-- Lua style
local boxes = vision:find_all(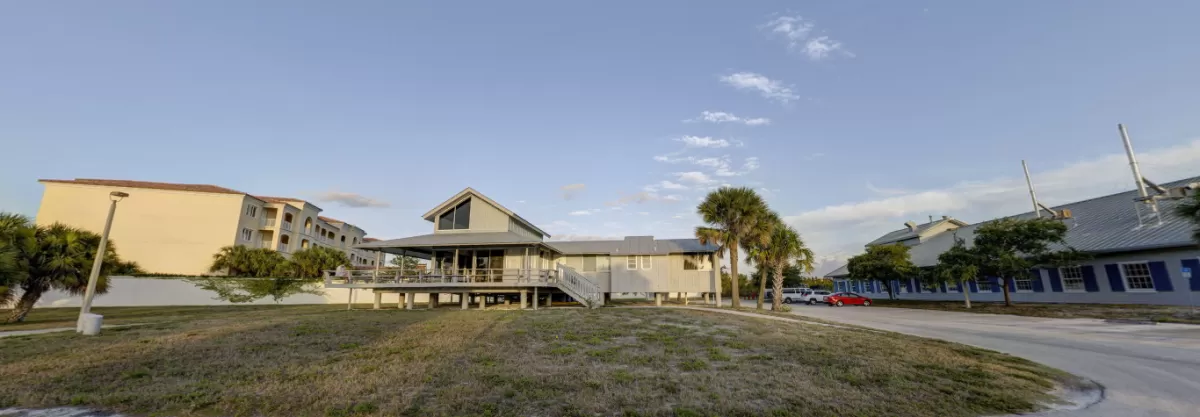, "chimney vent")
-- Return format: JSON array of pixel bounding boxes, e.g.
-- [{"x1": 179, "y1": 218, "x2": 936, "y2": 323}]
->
[
  {"x1": 904, "y1": 221, "x2": 918, "y2": 231},
  {"x1": 942, "y1": 215, "x2": 950, "y2": 220}
]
